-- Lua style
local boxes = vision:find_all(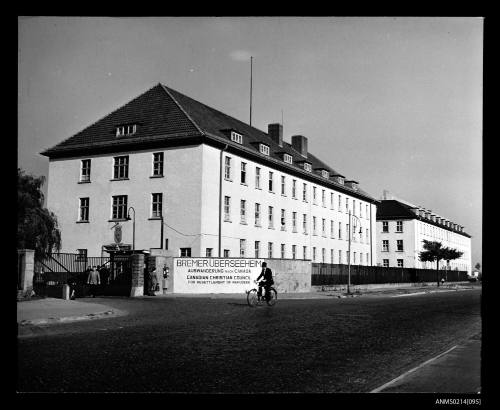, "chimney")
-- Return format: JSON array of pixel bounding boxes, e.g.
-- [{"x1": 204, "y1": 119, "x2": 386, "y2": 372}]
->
[
  {"x1": 291, "y1": 135, "x2": 308, "y2": 157},
  {"x1": 268, "y1": 123, "x2": 283, "y2": 147}
]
